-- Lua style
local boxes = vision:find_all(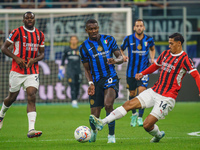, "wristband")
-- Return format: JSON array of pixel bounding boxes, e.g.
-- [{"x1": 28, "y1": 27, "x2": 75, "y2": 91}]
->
[{"x1": 88, "y1": 81, "x2": 94, "y2": 86}]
